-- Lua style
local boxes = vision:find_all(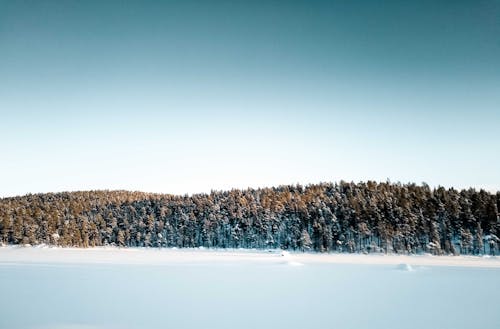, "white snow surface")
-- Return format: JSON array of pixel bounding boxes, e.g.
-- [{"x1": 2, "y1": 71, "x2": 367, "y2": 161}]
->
[
  {"x1": 1, "y1": 246, "x2": 499, "y2": 329},
  {"x1": 1, "y1": 246, "x2": 499, "y2": 267}
]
